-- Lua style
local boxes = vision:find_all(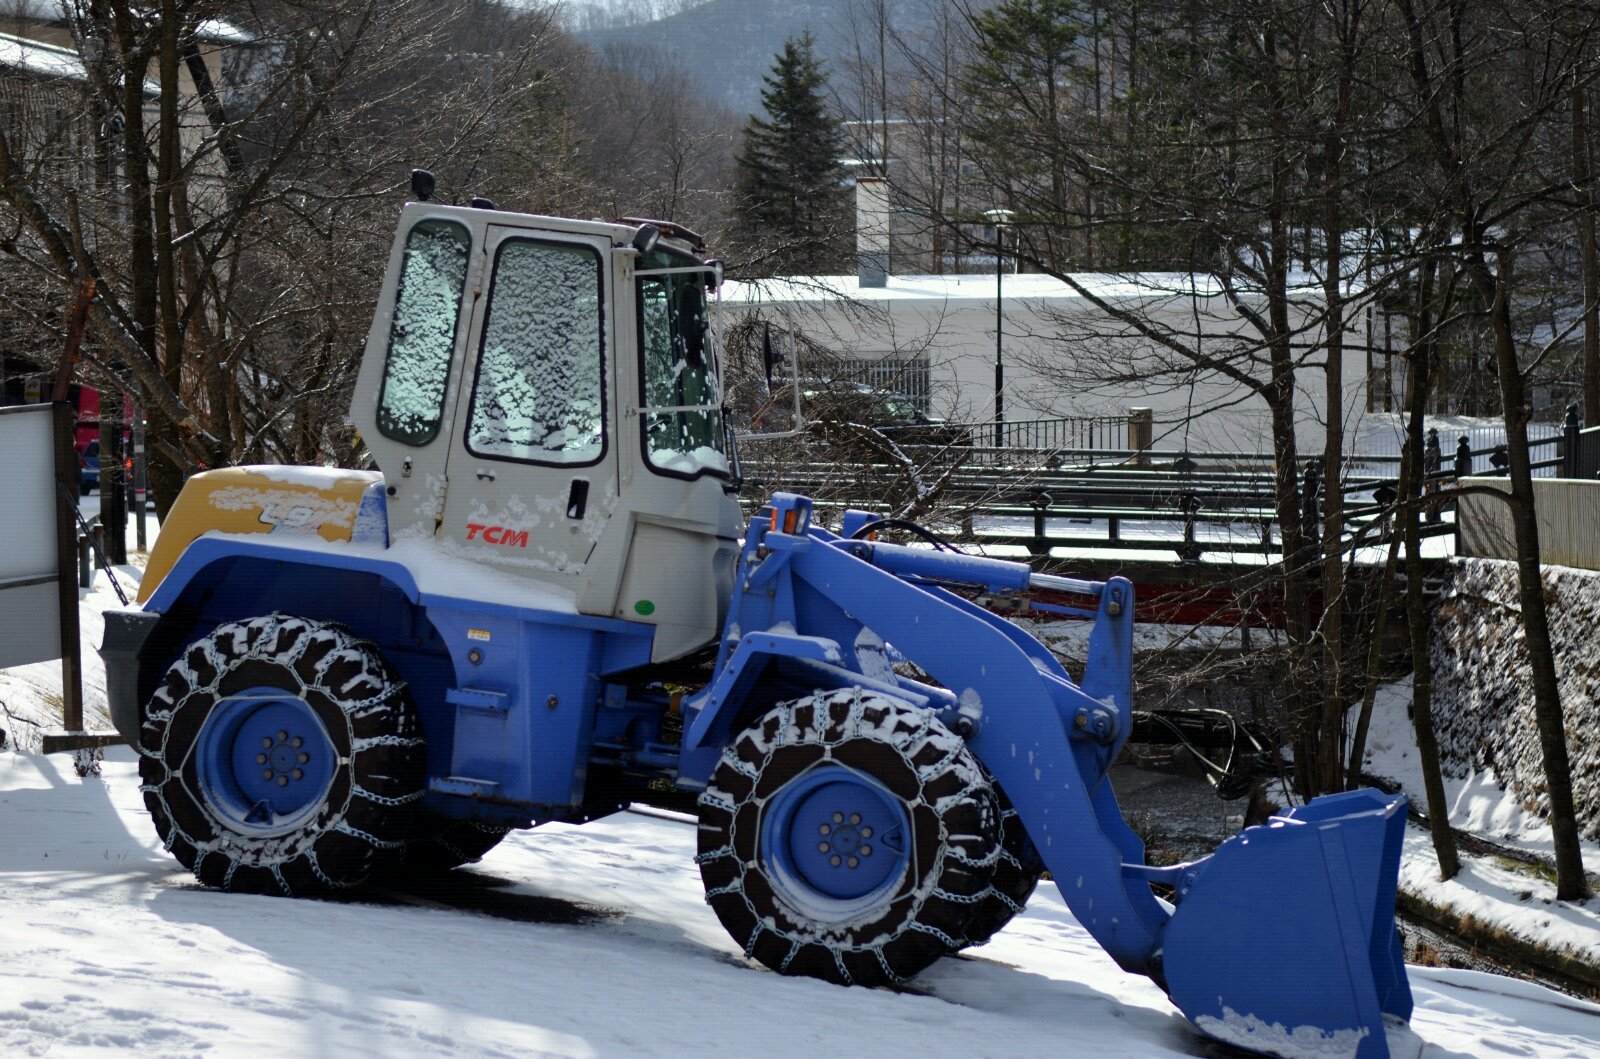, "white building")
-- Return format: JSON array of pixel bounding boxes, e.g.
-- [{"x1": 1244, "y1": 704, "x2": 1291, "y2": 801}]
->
[{"x1": 719, "y1": 265, "x2": 1374, "y2": 458}]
